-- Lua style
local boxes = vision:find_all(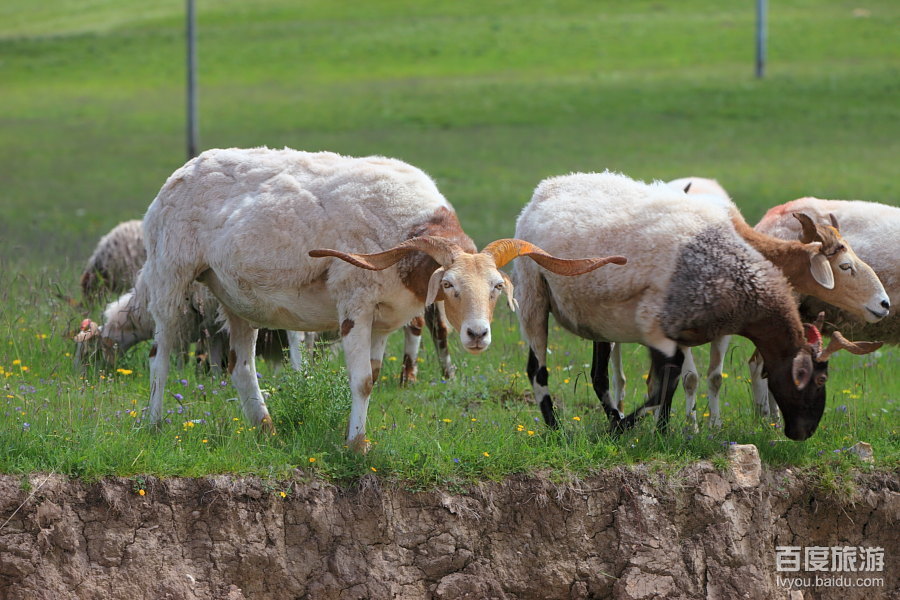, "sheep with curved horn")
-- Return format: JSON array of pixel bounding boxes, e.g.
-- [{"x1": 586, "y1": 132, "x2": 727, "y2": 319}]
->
[{"x1": 142, "y1": 147, "x2": 624, "y2": 451}]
